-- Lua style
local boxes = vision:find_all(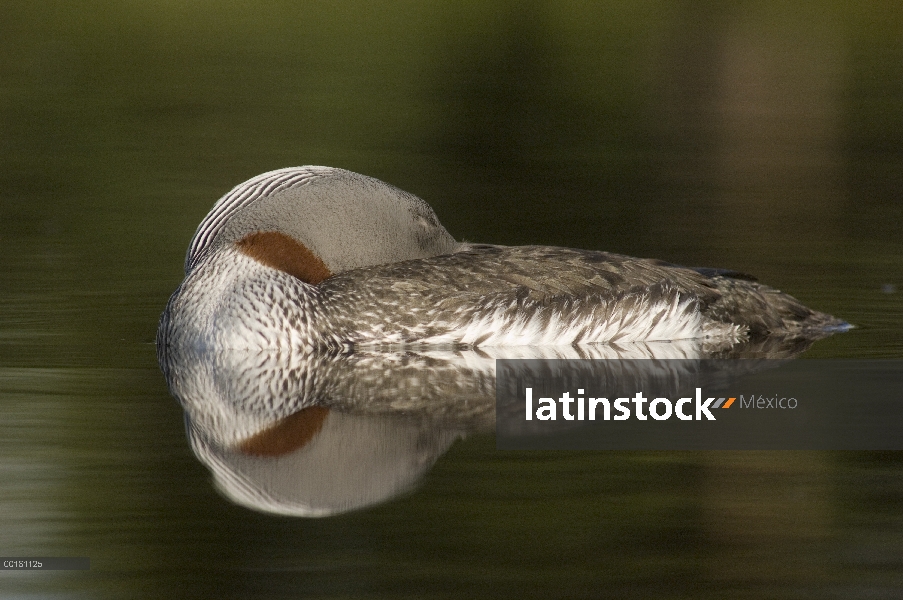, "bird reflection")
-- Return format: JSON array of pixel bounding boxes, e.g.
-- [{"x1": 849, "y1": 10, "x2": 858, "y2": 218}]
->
[{"x1": 159, "y1": 336, "x2": 825, "y2": 517}]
